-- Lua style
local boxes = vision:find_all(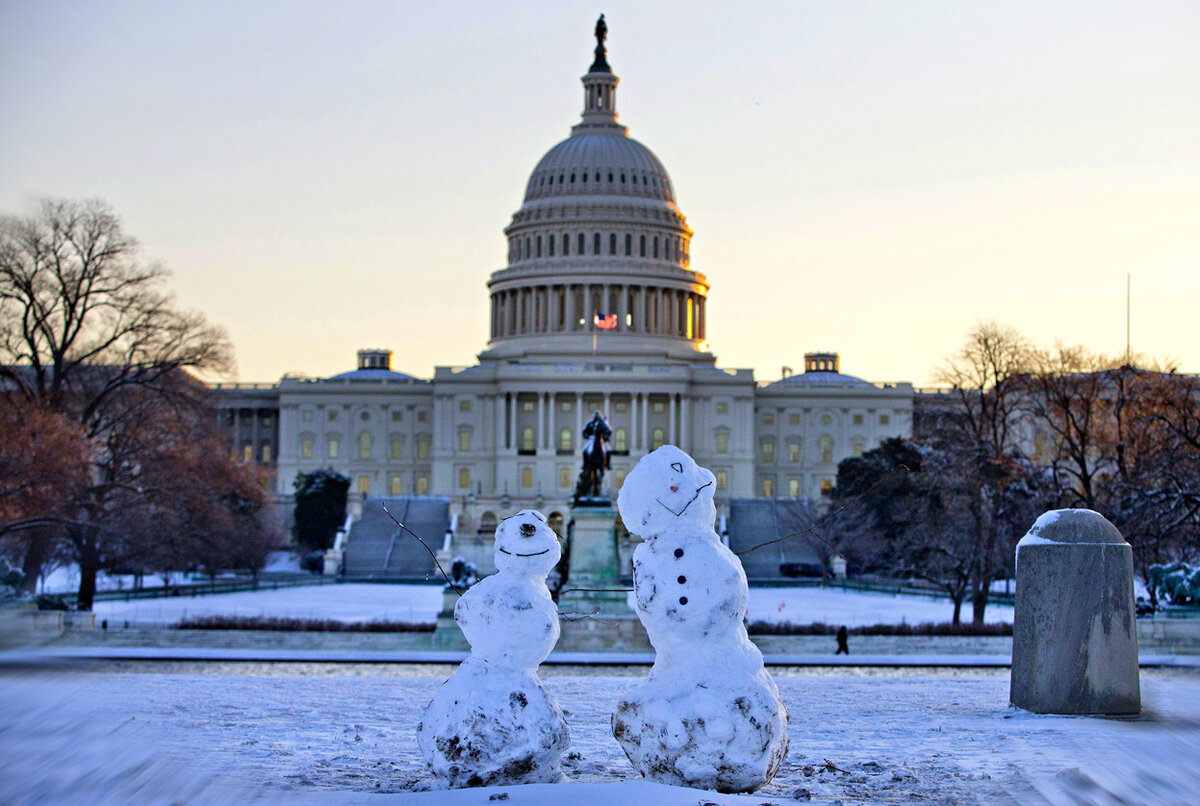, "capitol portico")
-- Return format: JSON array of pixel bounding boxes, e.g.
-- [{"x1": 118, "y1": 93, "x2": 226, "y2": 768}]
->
[{"x1": 215, "y1": 20, "x2": 914, "y2": 574}]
